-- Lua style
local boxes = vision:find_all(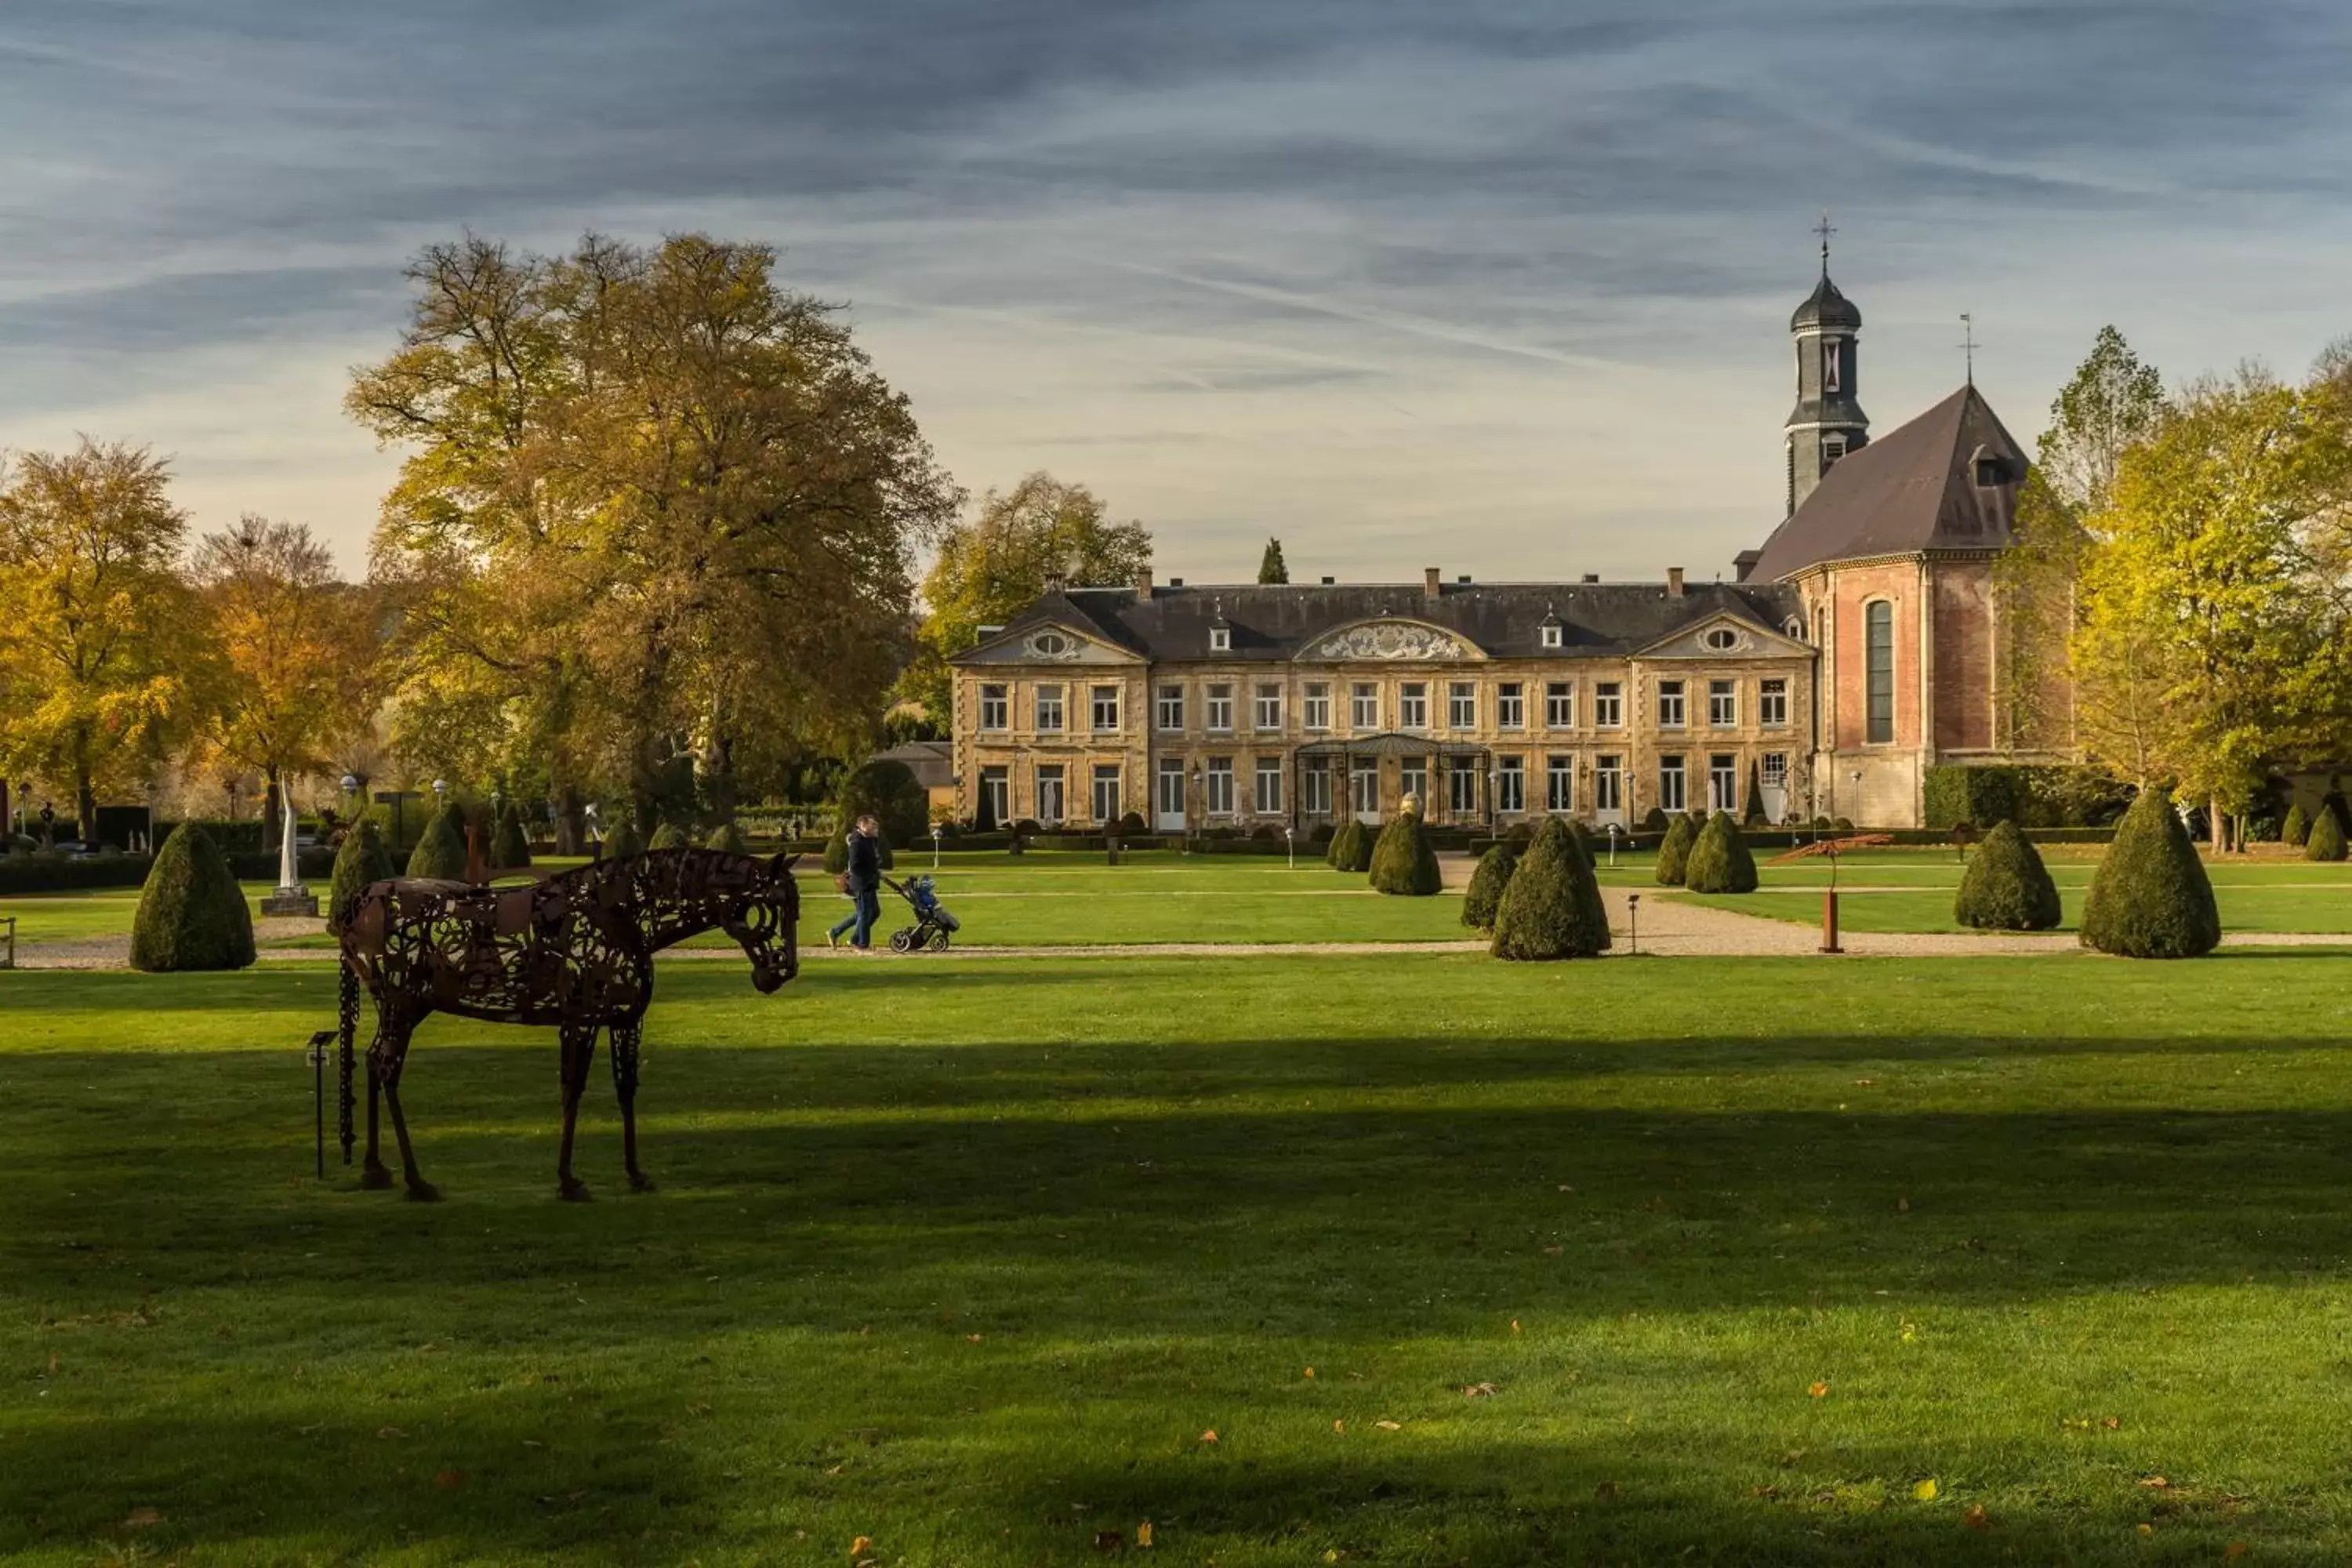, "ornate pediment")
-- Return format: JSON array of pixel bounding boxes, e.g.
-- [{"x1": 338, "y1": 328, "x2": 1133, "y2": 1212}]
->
[
  {"x1": 954, "y1": 622, "x2": 1141, "y2": 667},
  {"x1": 1636, "y1": 614, "x2": 1810, "y2": 660},
  {"x1": 1298, "y1": 619, "x2": 1482, "y2": 662}
]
